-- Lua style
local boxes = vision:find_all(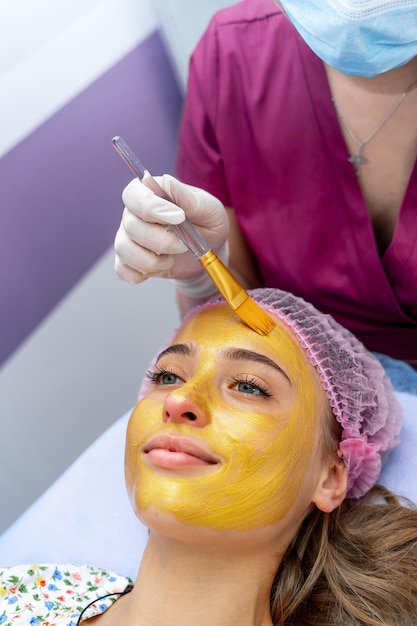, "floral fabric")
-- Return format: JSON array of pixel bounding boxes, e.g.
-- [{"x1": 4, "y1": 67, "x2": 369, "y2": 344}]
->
[{"x1": 0, "y1": 563, "x2": 132, "y2": 625}]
